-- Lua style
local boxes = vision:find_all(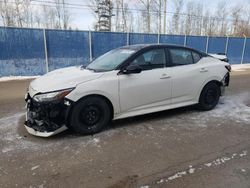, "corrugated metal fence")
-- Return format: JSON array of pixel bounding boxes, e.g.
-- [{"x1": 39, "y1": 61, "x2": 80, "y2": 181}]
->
[{"x1": 0, "y1": 27, "x2": 249, "y2": 76}]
